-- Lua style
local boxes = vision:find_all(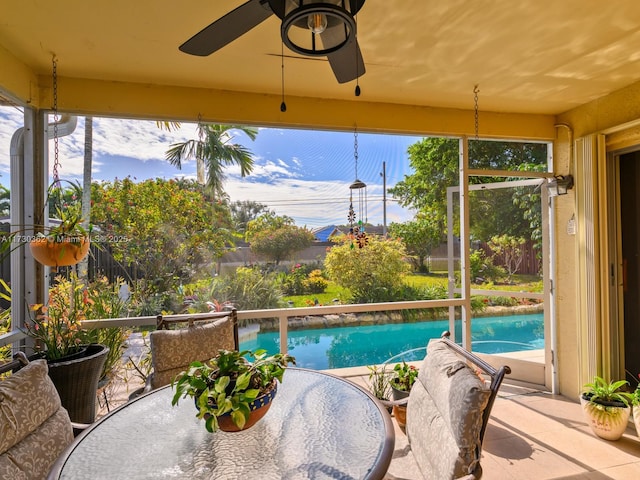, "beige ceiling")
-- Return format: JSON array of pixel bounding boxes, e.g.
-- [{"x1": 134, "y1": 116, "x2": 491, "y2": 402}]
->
[{"x1": 2, "y1": 0, "x2": 640, "y2": 130}]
